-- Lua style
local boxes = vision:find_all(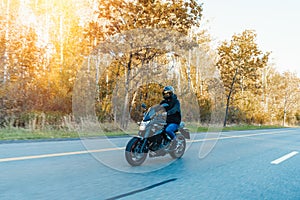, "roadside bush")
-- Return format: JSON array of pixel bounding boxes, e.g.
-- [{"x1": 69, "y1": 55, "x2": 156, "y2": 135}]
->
[
  {"x1": 227, "y1": 107, "x2": 246, "y2": 124},
  {"x1": 11, "y1": 111, "x2": 67, "y2": 130}
]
